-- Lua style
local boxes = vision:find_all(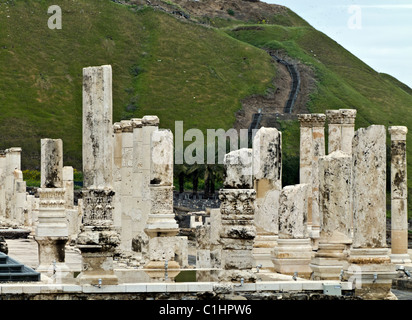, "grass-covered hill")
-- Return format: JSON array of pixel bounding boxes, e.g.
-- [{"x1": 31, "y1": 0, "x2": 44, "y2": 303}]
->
[{"x1": 1, "y1": 0, "x2": 412, "y2": 215}]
